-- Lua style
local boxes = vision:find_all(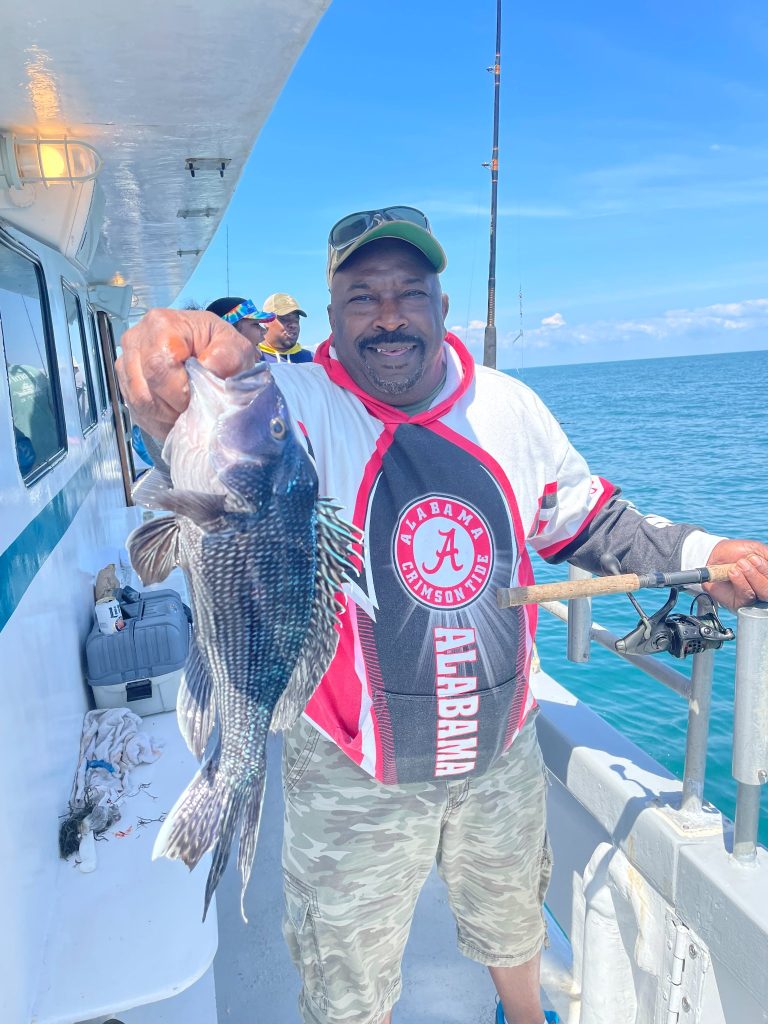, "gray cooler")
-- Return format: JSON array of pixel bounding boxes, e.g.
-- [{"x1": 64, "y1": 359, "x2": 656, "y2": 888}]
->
[{"x1": 85, "y1": 588, "x2": 191, "y2": 715}]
